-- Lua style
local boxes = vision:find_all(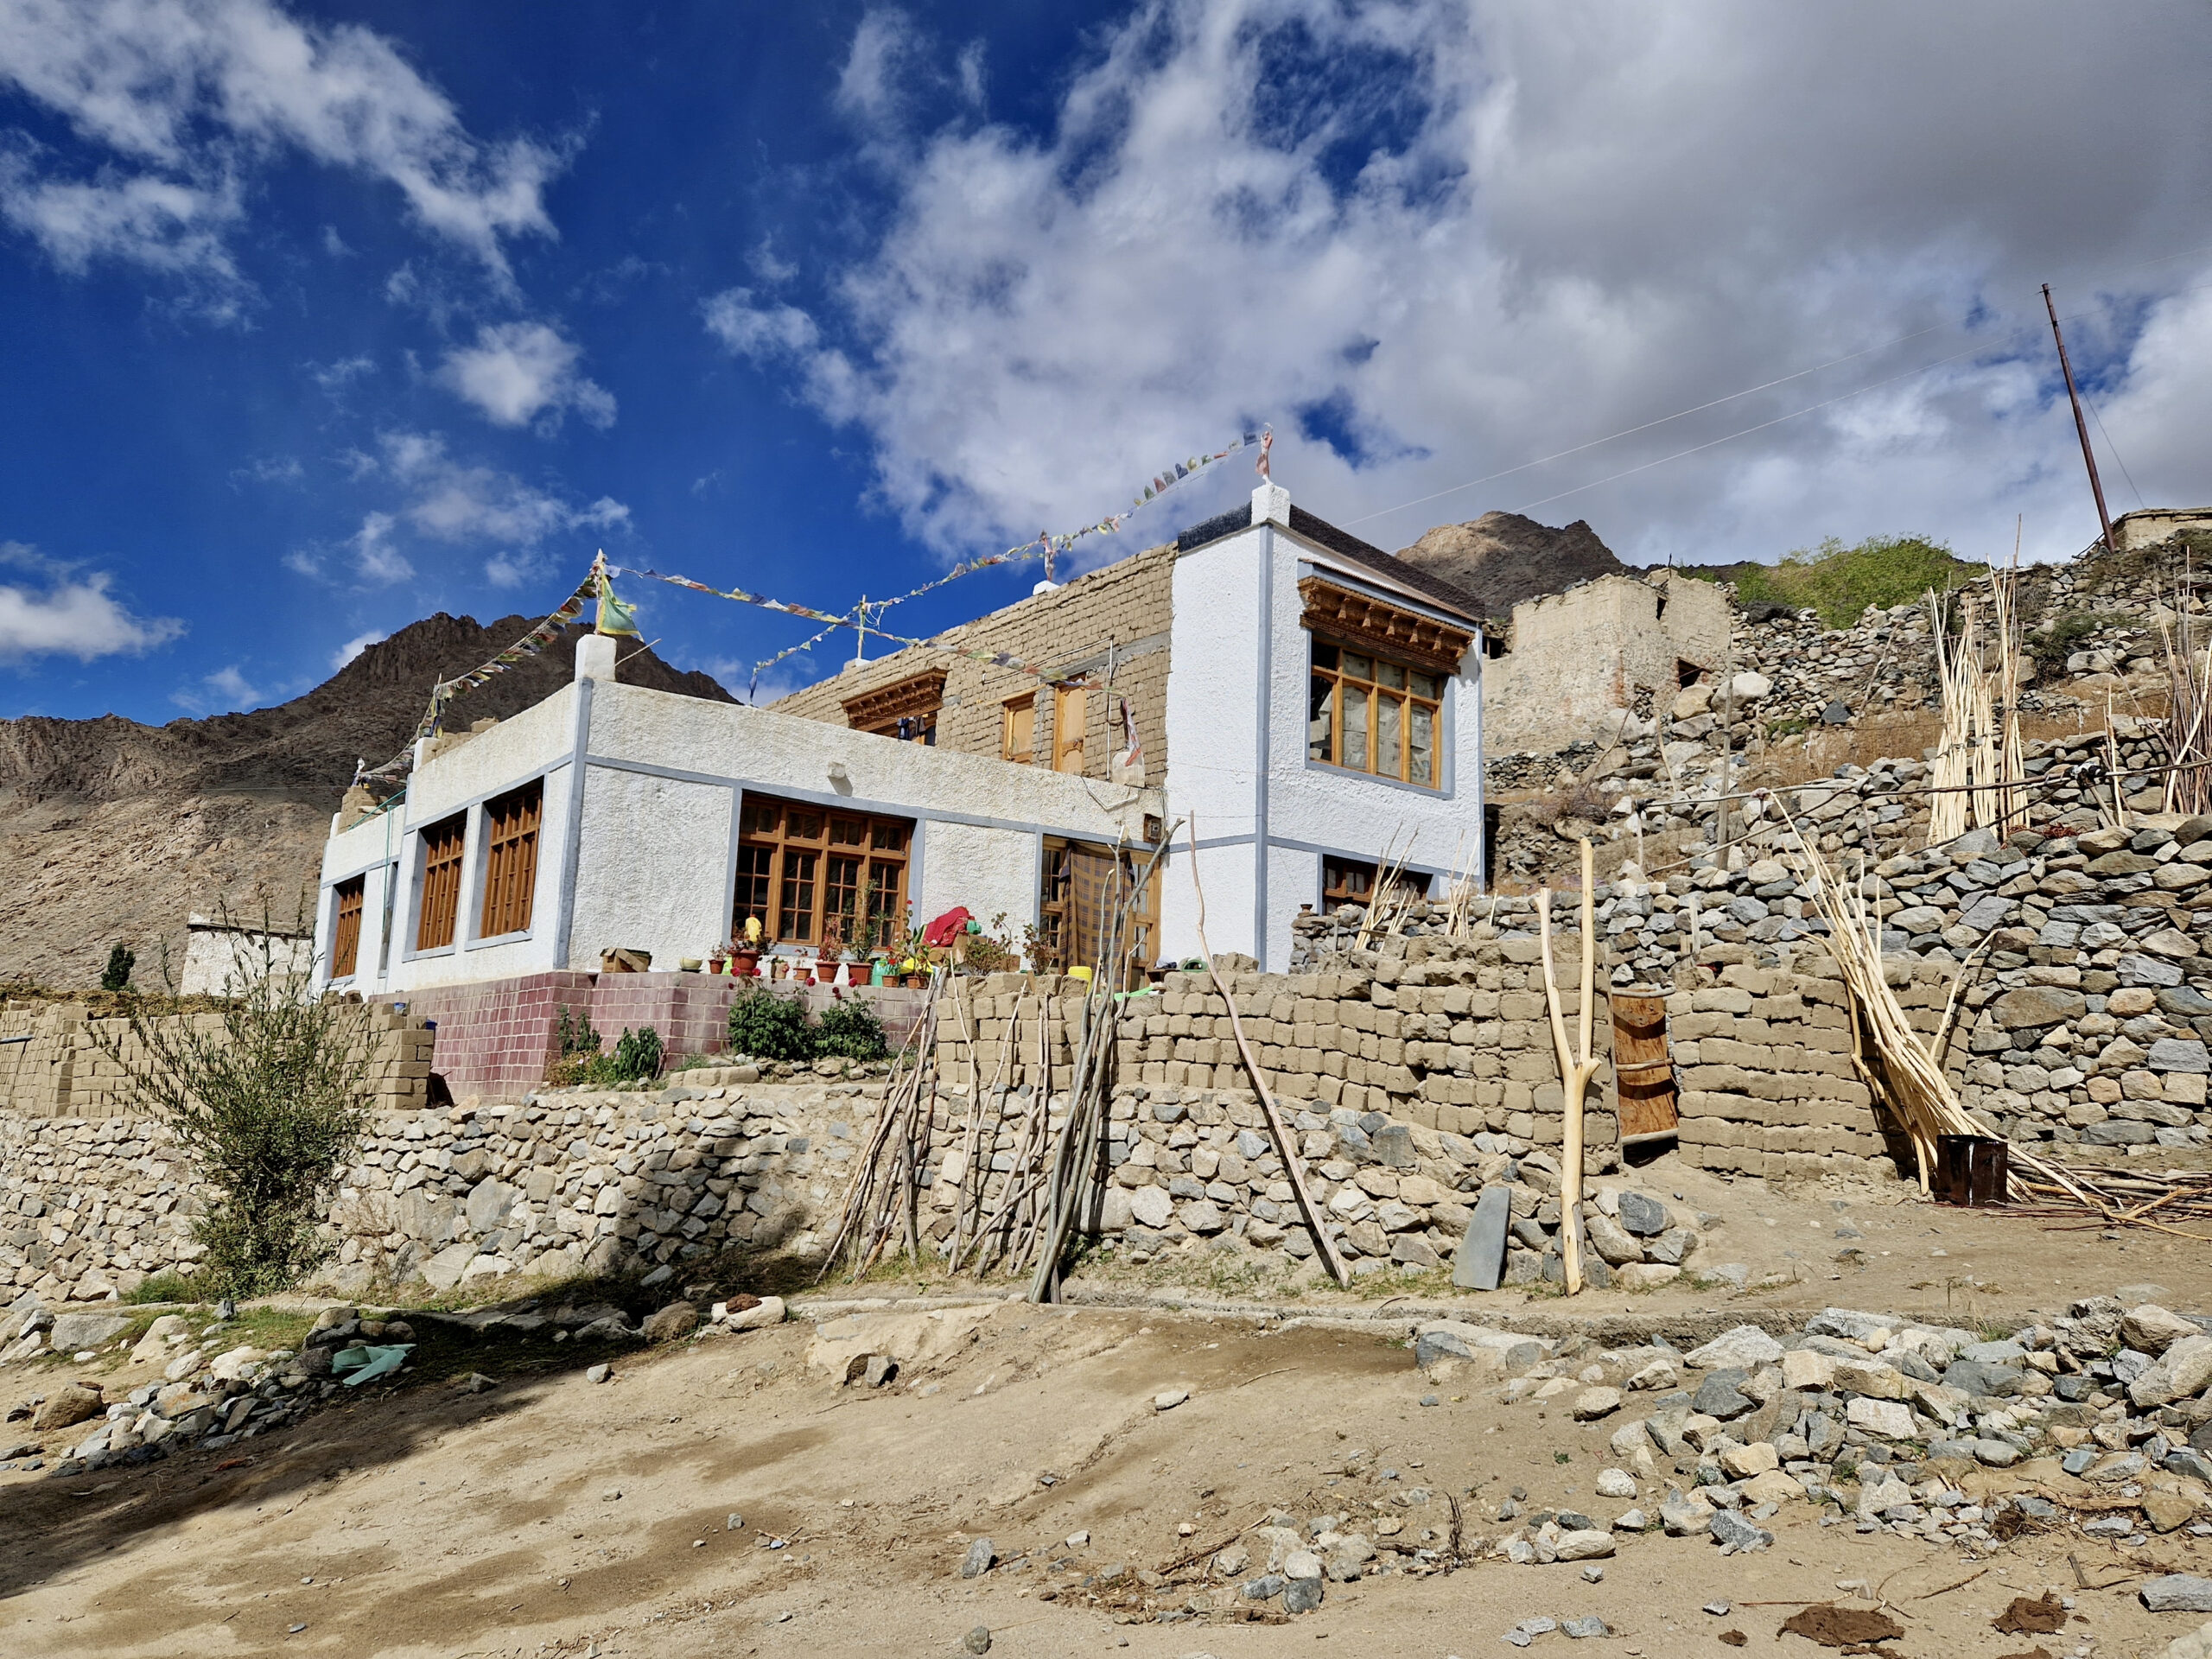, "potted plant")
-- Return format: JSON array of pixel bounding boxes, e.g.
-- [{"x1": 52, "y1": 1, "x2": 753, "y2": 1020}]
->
[
  {"x1": 731, "y1": 915, "x2": 764, "y2": 977},
  {"x1": 707, "y1": 943, "x2": 730, "y2": 975},
  {"x1": 815, "y1": 919, "x2": 843, "y2": 983}
]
